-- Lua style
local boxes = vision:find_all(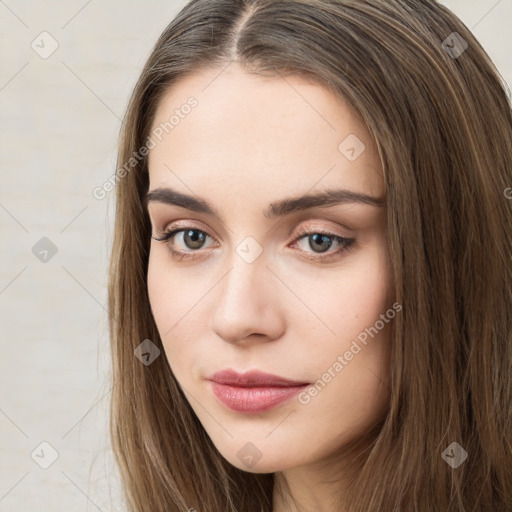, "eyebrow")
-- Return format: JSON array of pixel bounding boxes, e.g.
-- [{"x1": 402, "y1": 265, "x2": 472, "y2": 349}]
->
[{"x1": 144, "y1": 186, "x2": 385, "y2": 219}]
